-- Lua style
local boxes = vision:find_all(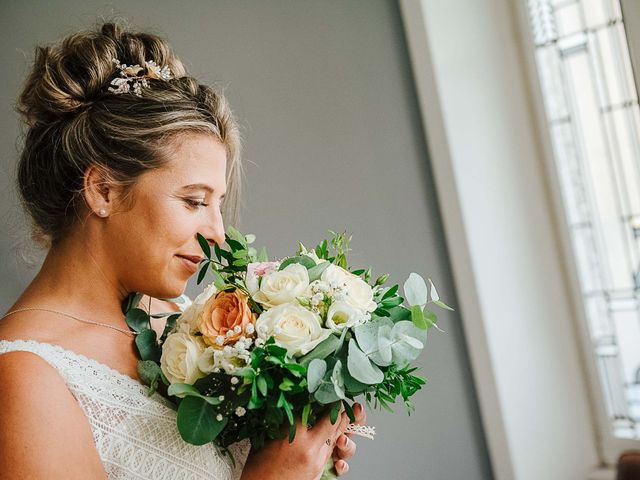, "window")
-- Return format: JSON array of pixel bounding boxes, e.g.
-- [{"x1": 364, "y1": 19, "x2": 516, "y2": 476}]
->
[{"x1": 527, "y1": 0, "x2": 640, "y2": 443}]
